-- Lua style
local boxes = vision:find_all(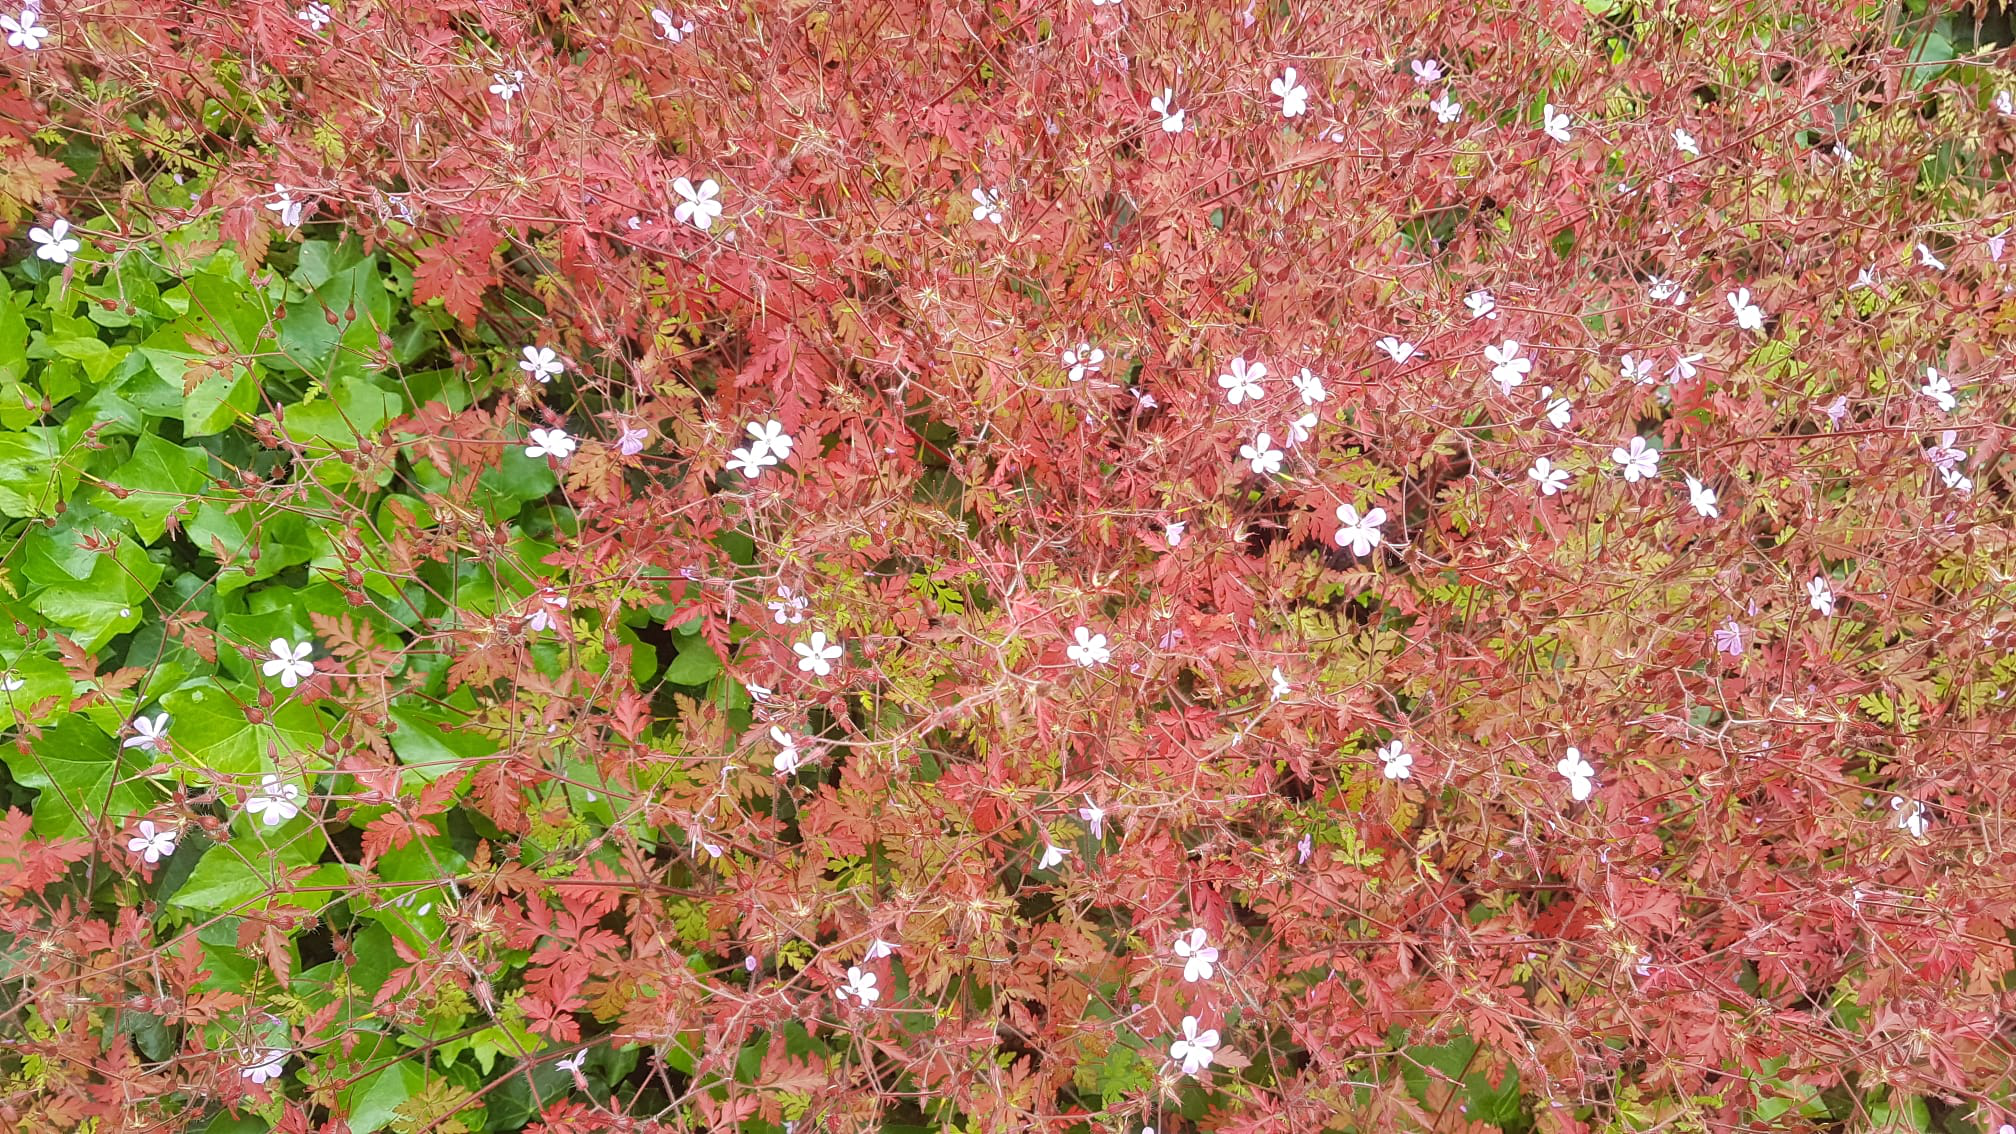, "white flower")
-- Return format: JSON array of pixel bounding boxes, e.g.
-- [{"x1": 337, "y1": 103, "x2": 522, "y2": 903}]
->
[
  {"x1": 771, "y1": 726, "x2": 801, "y2": 774},
  {"x1": 1925, "y1": 430, "x2": 1966, "y2": 474},
  {"x1": 768, "y1": 585, "x2": 808, "y2": 625},
  {"x1": 1484, "y1": 340, "x2": 1530, "y2": 395},
  {"x1": 489, "y1": 71, "x2": 523, "y2": 101},
  {"x1": 836, "y1": 965, "x2": 881, "y2": 1003},
  {"x1": 1269, "y1": 666, "x2": 1291, "y2": 701},
  {"x1": 245, "y1": 775, "x2": 303, "y2": 827},
  {"x1": 1727, "y1": 287, "x2": 1765, "y2": 332},
  {"x1": 1668, "y1": 353, "x2": 1703, "y2": 382},
  {"x1": 1063, "y1": 342, "x2": 1104, "y2": 382},
  {"x1": 793, "y1": 632, "x2": 843, "y2": 677},
  {"x1": 1376, "y1": 336, "x2": 1418, "y2": 364},
  {"x1": 126, "y1": 820, "x2": 177, "y2": 864},
  {"x1": 1620, "y1": 354, "x2": 1655, "y2": 384},
  {"x1": 1291, "y1": 367, "x2": 1327, "y2": 405},
  {"x1": 673, "y1": 177, "x2": 724, "y2": 230},
  {"x1": 1920, "y1": 367, "x2": 1956, "y2": 412},
  {"x1": 1165, "y1": 519, "x2": 1186, "y2": 546},
  {"x1": 1066, "y1": 626, "x2": 1111, "y2": 668},
  {"x1": 123, "y1": 713, "x2": 170, "y2": 754},
  {"x1": 725, "y1": 444, "x2": 778, "y2": 479},
  {"x1": 1287, "y1": 411, "x2": 1317, "y2": 446},
  {"x1": 1673, "y1": 128, "x2": 1699, "y2": 156},
  {"x1": 1078, "y1": 796, "x2": 1106, "y2": 840},
  {"x1": 265, "y1": 187, "x2": 306, "y2": 228},
  {"x1": 1542, "y1": 103, "x2": 1572, "y2": 144},
  {"x1": 745, "y1": 418, "x2": 795, "y2": 462},
  {"x1": 1833, "y1": 143, "x2": 1855, "y2": 165},
  {"x1": 1262, "y1": 67, "x2": 1306, "y2": 119},
  {"x1": 525, "y1": 589, "x2": 568, "y2": 633},
  {"x1": 556, "y1": 1050, "x2": 587, "y2": 1074},
  {"x1": 1807, "y1": 576, "x2": 1834, "y2": 618},
  {"x1": 1036, "y1": 843, "x2": 1070, "y2": 870},
  {"x1": 1853, "y1": 266, "x2": 1879, "y2": 290},
  {"x1": 865, "y1": 937, "x2": 899, "y2": 961},
  {"x1": 1464, "y1": 289, "x2": 1496, "y2": 319},
  {"x1": 1, "y1": 7, "x2": 47, "y2": 50},
  {"x1": 1430, "y1": 90, "x2": 1462, "y2": 123},
  {"x1": 1916, "y1": 243, "x2": 1946, "y2": 271},
  {"x1": 1999, "y1": 90, "x2": 2014, "y2": 116},
  {"x1": 1940, "y1": 464, "x2": 1973, "y2": 494},
  {"x1": 1410, "y1": 59, "x2": 1443, "y2": 85},
  {"x1": 1239, "y1": 433, "x2": 1283, "y2": 476},
  {"x1": 1556, "y1": 747, "x2": 1596, "y2": 802},
  {"x1": 651, "y1": 8, "x2": 693, "y2": 41},
  {"x1": 970, "y1": 188, "x2": 1005, "y2": 225},
  {"x1": 1150, "y1": 88, "x2": 1185, "y2": 133},
  {"x1": 1647, "y1": 276, "x2": 1687, "y2": 306},
  {"x1": 240, "y1": 1049, "x2": 288, "y2": 1085},
  {"x1": 1218, "y1": 356, "x2": 1267, "y2": 404},
  {"x1": 519, "y1": 345, "x2": 564, "y2": 383},
  {"x1": 296, "y1": 2, "x2": 332, "y2": 31},
  {"x1": 263, "y1": 639, "x2": 315, "y2": 688},
  {"x1": 1377, "y1": 740, "x2": 1413, "y2": 780},
  {"x1": 1891, "y1": 796, "x2": 1929, "y2": 839},
  {"x1": 1333, "y1": 503, "x2": 1386, "y2": 557},
  {"x1": 526, "y1": 427, "x2": 577, "y2": 461},
  {"x1": 1169, "y1": 1016, "x2": 1220, "y2": 1076},
  {"x1": 1541, "y1": 387, "x2": 1572, "y2": 429},
  {"x1": 0, "y1": 671, "x2": 22, "y2": 692},
  {"x1": 1173, "y1": 928, "x2": 1219, "y2": 982},
  {"x1": 1612, "y1": 436, "x2": 1659, "y2": 482},
  {"x1": 617, "y1": 426, "x2": 649, "y2": 456},
  {"x1": 1685, "y1": 474, "x2": 1718, "y2": 519},
  {"x1": 1528, "y1": 458, "x2": 1569, "y2": 496},
  {"x1": 28, "y1": 218, "x2": 79, "y2": 264},
  {"x1": 1990, "y1": 233, "x2": 2007, "y2": 262}
]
